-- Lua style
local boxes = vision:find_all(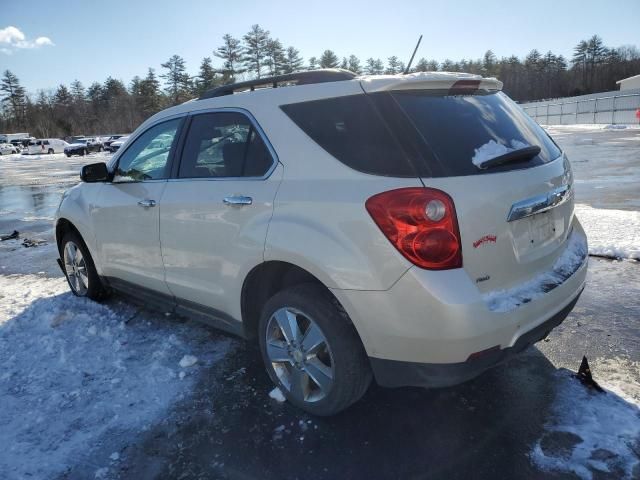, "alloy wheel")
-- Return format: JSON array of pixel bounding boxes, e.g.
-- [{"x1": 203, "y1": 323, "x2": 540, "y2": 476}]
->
[
  {"x1": 63, "y1": 241, "x2": 89, "y2": 296},
  {"x1": 266, "y1": 307, "x2": 335, "y2": 403}
]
